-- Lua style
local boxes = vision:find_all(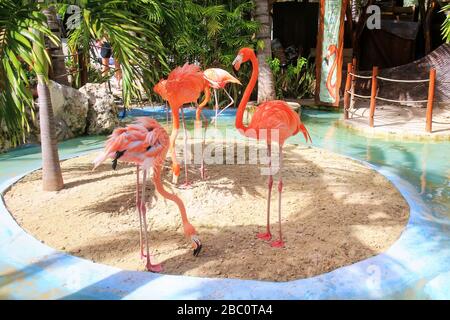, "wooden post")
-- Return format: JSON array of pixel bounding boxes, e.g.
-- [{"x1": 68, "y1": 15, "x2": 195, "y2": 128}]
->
[
  {"x1": 426, "y1": 68, "x2": 436, "y2": 133},
  {"x1": 369, "y1": 66, "x2": 378, "y2": 127},
  {"x1": 350, "y1": 58, "x2": 356, "y2": 112},
  {"x1": 344, "y1": 63, "x2": 352, "y2": 120}
]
